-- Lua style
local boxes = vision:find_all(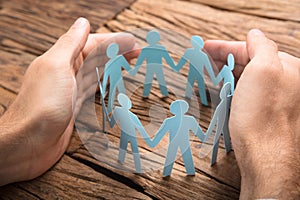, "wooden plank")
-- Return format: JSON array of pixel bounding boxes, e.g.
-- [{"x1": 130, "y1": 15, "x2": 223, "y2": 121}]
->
[
  {"x1": 68, "y1": 127, "x2": 240, "y2": 200},
  {"x1": 0, "y1": 0, "x2": 136, "y2": 56},
  {"x1": 0, "y1": 155, "x2": 151, "y2": 199},
  {"x1": 0, "y1": 0, "x2": 299, "y2": 199},
  {"x1": 184, "y1": 0, "x2": 300, "y2": 22},
  {"x1": 99, "y1": 0, "x2": 300, "y2": 58}
]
